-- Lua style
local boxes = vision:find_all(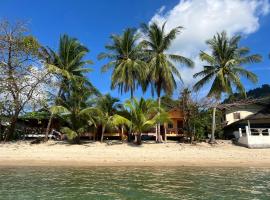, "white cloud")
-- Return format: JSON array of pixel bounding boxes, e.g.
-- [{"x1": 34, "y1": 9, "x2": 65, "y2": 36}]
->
[{"x1": 149, "y1": 0, "x2": 270, "y2": 86}]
